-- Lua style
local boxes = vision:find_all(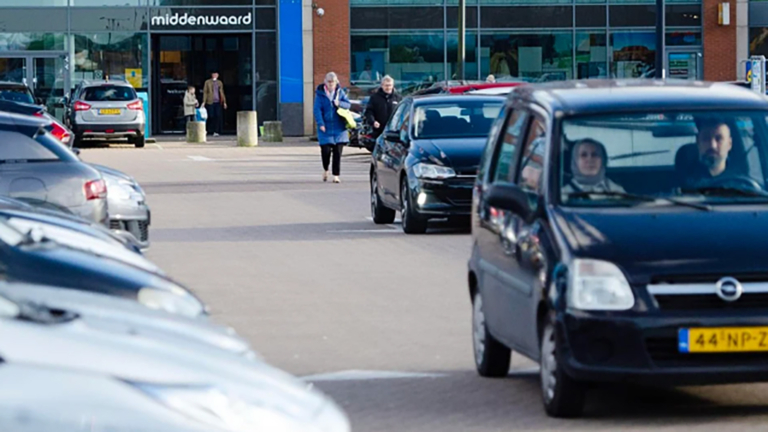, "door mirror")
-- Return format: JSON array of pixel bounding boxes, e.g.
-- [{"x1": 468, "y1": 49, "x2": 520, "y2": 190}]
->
[
  {"x1": 487, "y1": 183, "x2": 532, "y2": 219},
  {"x1": 385, "y1": 130, "x2": 401, "y2": 143}
]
